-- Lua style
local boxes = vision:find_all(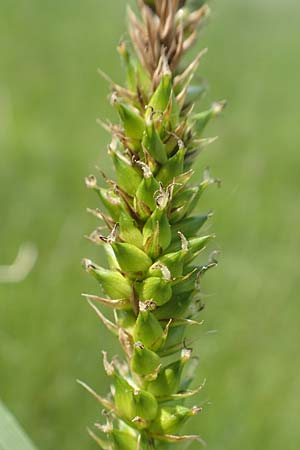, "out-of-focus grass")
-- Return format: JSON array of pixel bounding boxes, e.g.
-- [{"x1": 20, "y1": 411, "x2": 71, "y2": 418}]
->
[{"x1": 0, "y1": 1, "x2": 299, "y2": 450}]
